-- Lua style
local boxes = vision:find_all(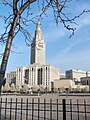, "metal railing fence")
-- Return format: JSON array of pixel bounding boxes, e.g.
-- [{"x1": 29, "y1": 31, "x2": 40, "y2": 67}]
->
[{"x1": 0, "y1": 98, "x2": 90, "y2": 120}]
